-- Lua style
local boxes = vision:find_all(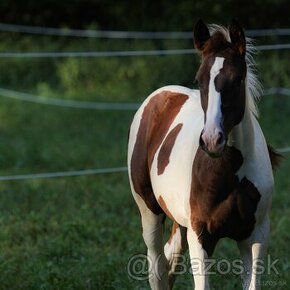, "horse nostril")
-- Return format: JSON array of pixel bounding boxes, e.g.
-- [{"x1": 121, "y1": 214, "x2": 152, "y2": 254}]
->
[{"x1": 217, "y1": 132, "x2": 224, "y2": 145}]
